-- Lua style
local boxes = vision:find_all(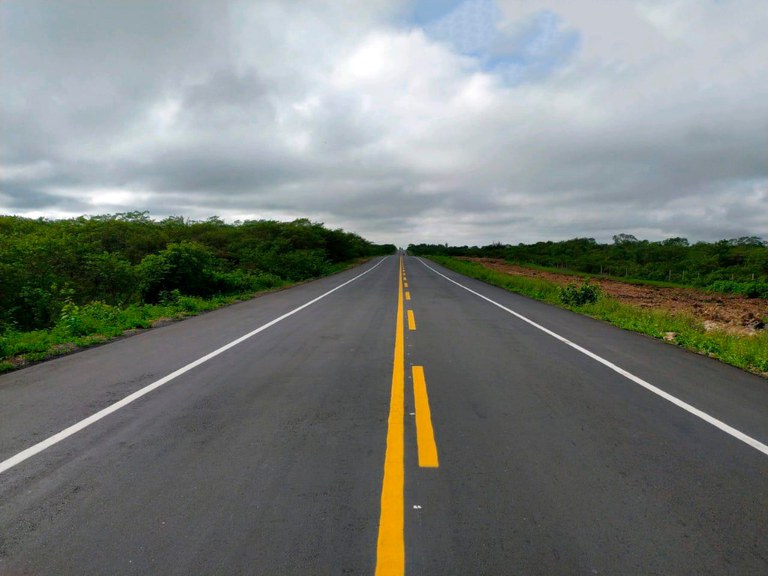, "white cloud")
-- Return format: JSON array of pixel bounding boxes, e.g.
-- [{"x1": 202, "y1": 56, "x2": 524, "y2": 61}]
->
[{"x1": 1, "y1": 0, "x2": 767, "y2": 245}]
